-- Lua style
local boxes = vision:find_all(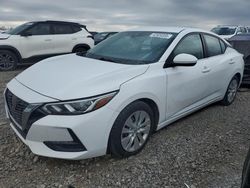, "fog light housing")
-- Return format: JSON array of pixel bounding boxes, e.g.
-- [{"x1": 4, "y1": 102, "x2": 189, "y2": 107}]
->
[{"x1": 43, "y1": 129, "x2": 86, "y2": 152}]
